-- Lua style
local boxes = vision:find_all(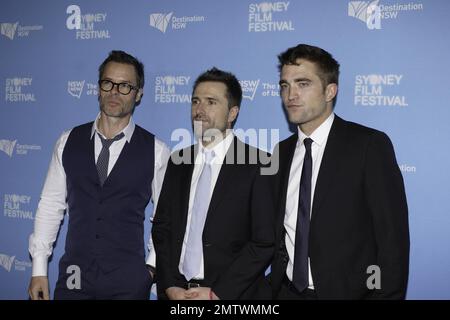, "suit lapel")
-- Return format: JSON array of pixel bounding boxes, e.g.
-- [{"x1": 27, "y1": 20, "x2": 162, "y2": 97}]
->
[
  {"x1": 312, "y1": 116, "x2": 348, "y2": 215},
  {"x1": 206, "y1": 137, "x2": 240, "y2": 217},
  {"x1": 179, "y1": 145, "x2": 198, "y2": 232},
  {"x1": 275, "y1": 134, "x2": 298, "y2": 236}
]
